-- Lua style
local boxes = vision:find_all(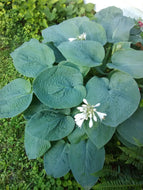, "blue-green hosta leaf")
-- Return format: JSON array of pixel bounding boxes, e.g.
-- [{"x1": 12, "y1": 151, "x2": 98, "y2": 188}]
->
[
  {"x1": 68, "y1": 127, "x2": 87, "y2": 144},
  {"x1": 0, "y1": 78, "x2": 32, "y2": 118},
  {"x1": 95, "y1": 6, "x2": 134, "y2": 43},
  {"x1": 23, "y1": 95, "x2": 70, "y2": 120},
  {"x1": 44, "y1": 140, "x2": 70, "y2": 178},
  {"x1": 24, "y1": 129, "x2": 51, "y2": 159},
  {"x1": 11, "y1": 39, "x2": 55, "y2": 77},
  {"x1": 33, "y1": 65, "x2": 86, "y2": 109},
  {"x1": 69, "y1": 139, "x2": 105, "y2": 190},
  {"x1": 84, "y1": 121, "x2": 116, "y2": 149},
  {"x1": 42, "y1": 17, "x2": 89, "y2": 46},
  {"x1": 58, "y1": 41, "x2": 105, "y2": 68},
  {"x1": 117, "y1": 108, "x2": 143, "y2": 146},
  {"x1": 26, "y1": 110, "x2": 75, "y2": 141},
  {"x1": 108, "y1": 49, "x2": 143, "y2": 79},
  {"x1": 86, "y1": 71, "x2": 140, "y2": 127},
  {"x1": 79, "y1": 21, "x2": 107, "y2": 45}
]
